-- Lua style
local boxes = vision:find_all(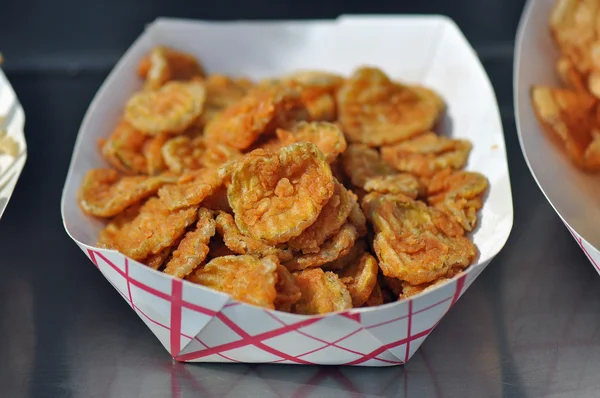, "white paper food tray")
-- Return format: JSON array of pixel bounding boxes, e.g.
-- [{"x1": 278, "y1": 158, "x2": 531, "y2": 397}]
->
[
  {"x1": 514, "y1": 0, "x2": 600, "y2": 272},
  {"x1": 0, "y1": 69, "x2": 27, "y2": 220},
  {"x1": 61, "y1": 16, "x2": 513, "y2": 365}
]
